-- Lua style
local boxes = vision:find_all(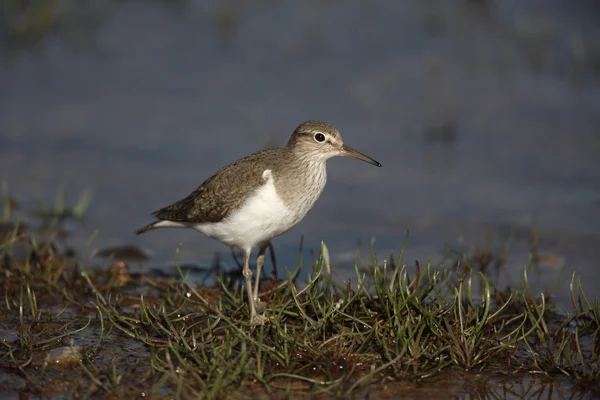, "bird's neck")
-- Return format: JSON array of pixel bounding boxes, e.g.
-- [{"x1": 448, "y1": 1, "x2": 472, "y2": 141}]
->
[{"x1": 275, "y1": 148, "x2": 328, "y2": 210}]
